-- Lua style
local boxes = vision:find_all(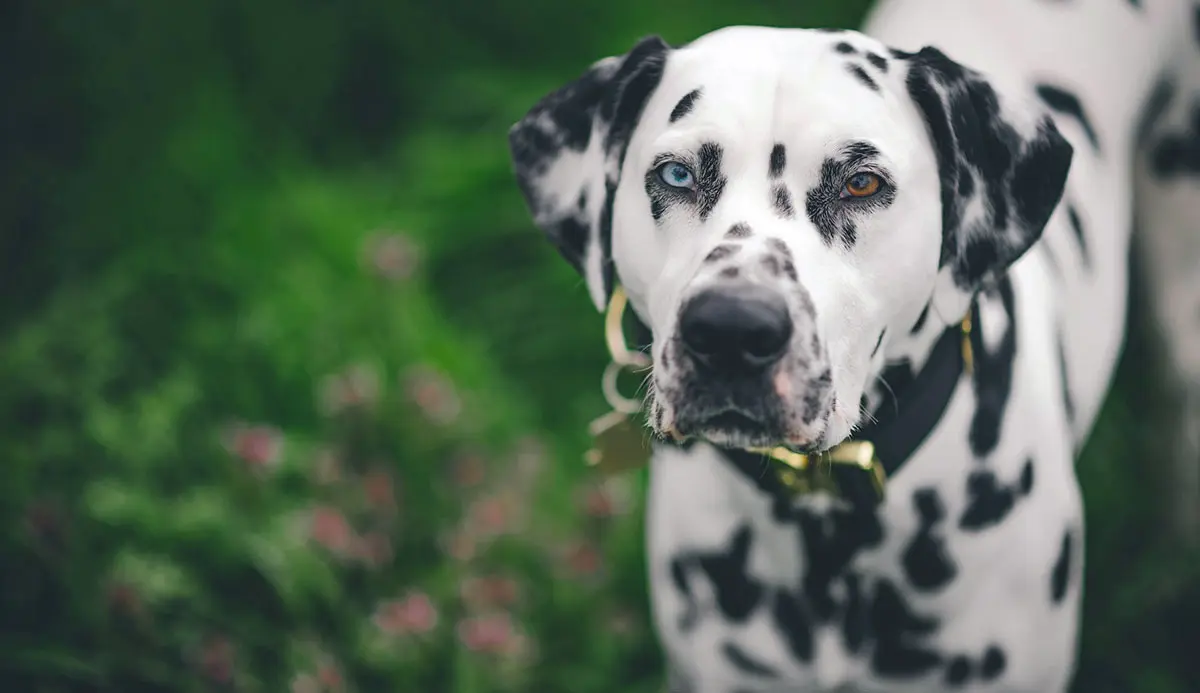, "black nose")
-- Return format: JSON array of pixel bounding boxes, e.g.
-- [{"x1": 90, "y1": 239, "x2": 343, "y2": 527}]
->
[{"x1": 679, "y1": 286, "x2": 793, "y2": 372}]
